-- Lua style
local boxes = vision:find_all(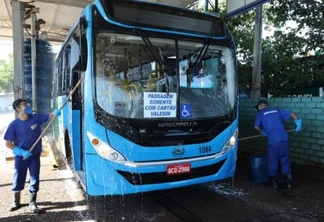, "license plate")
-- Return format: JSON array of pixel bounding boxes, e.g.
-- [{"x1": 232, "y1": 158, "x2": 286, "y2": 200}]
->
[{"x1": 167, "y1": 163, "x2": 191, "y2": 175}]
